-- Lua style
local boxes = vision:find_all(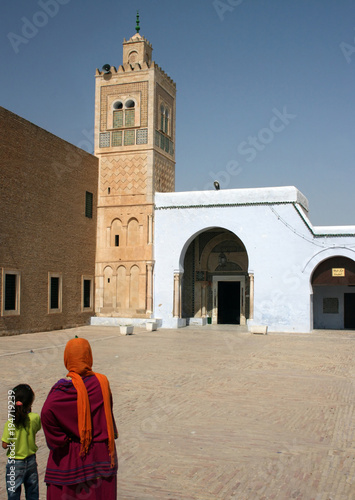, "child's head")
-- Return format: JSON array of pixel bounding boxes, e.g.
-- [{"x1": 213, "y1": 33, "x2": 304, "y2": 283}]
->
[{"x1": 13, "y1": 384, "x2": 35, "y2": 428}]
